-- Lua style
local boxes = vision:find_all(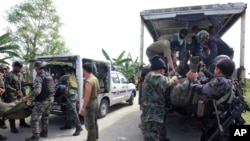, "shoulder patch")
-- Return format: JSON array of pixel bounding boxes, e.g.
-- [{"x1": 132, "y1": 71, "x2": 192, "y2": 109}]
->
[{"x1": 210, "y1": 78, "x2": 219, "y2": 85}]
